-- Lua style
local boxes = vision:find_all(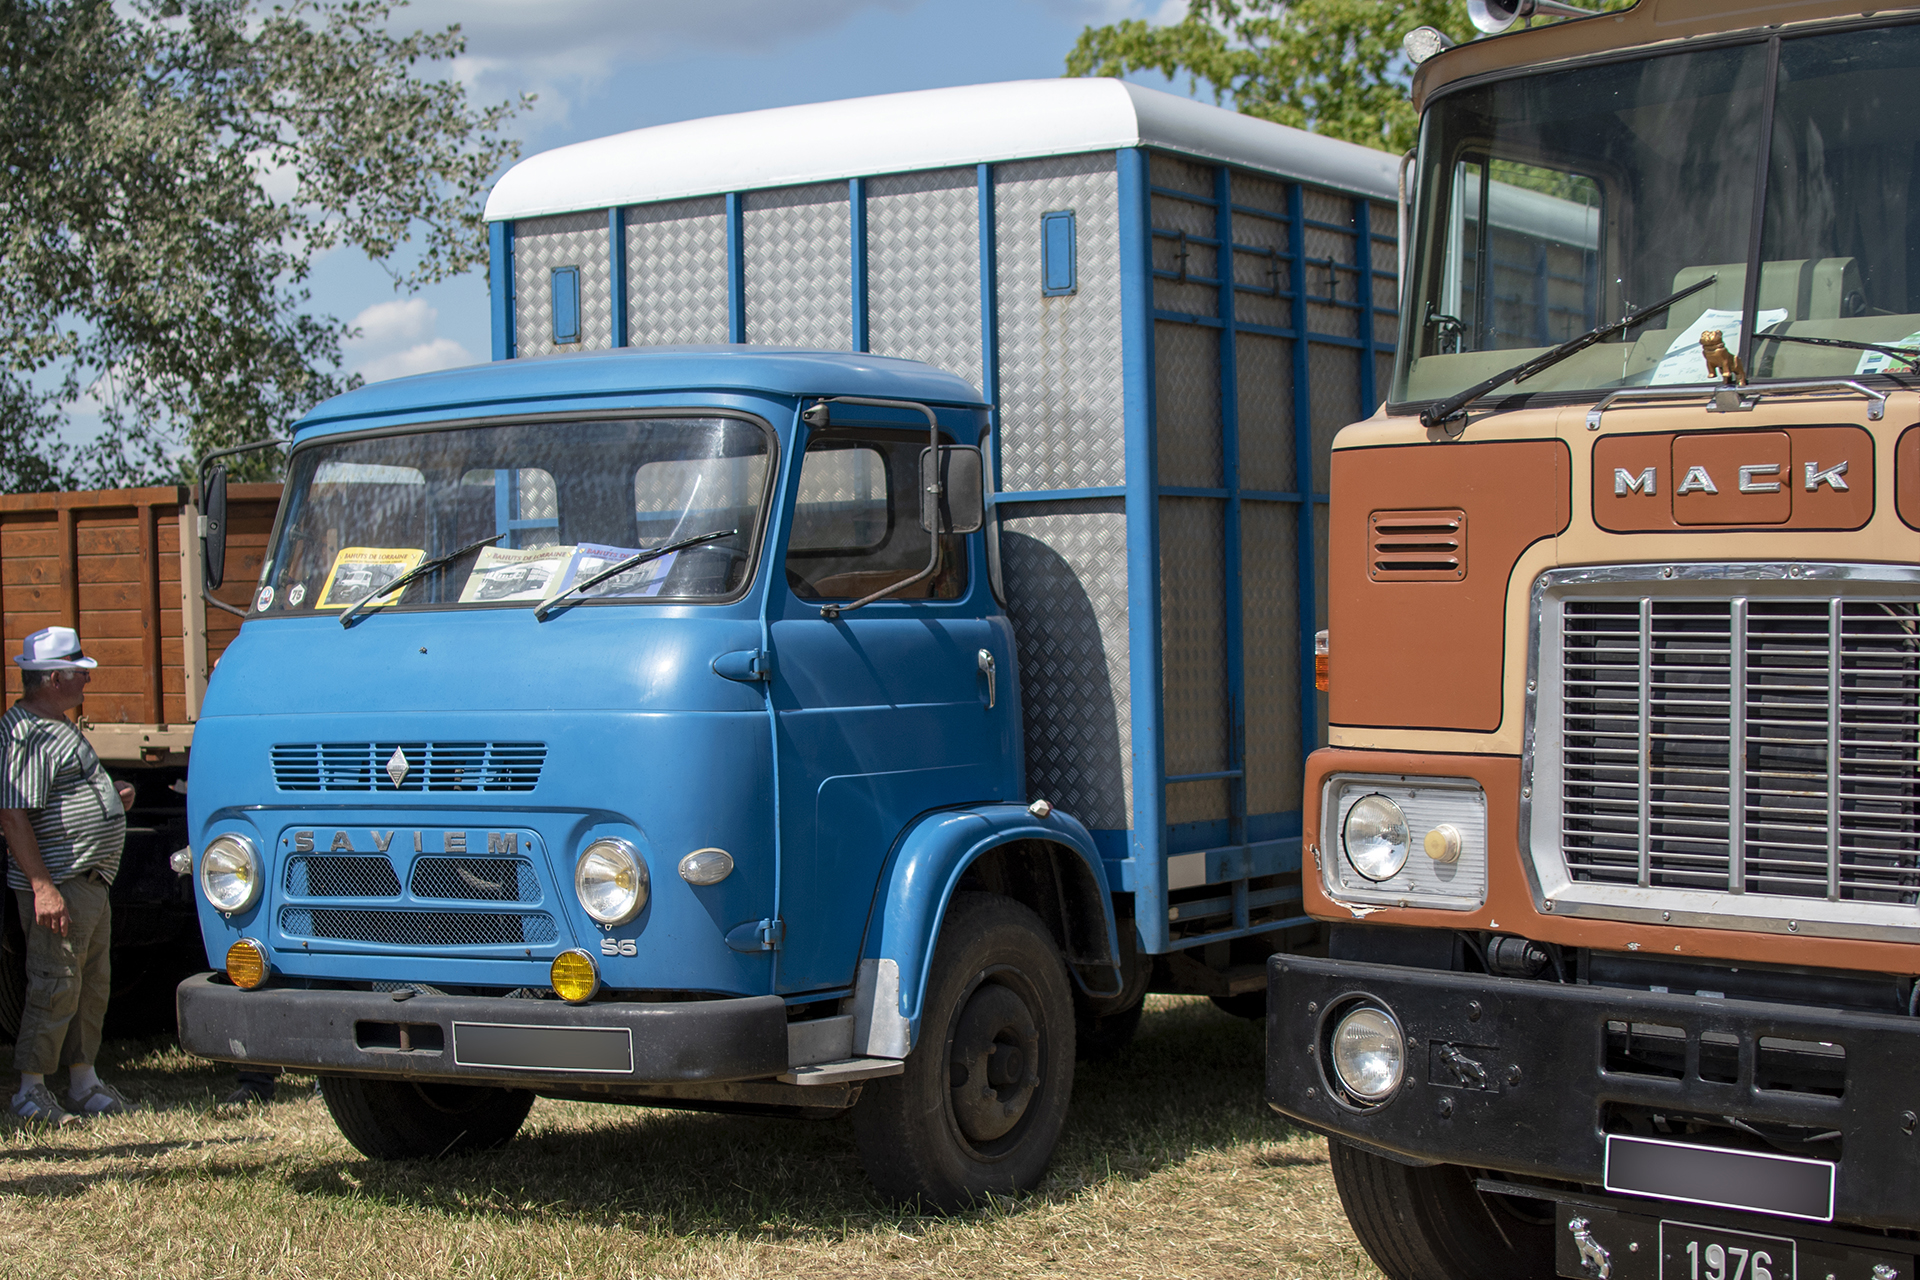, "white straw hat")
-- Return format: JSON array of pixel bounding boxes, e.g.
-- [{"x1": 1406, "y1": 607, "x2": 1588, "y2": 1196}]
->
[{"x1": 14, "y1": 626, "x2": 97, "y2": 671}]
